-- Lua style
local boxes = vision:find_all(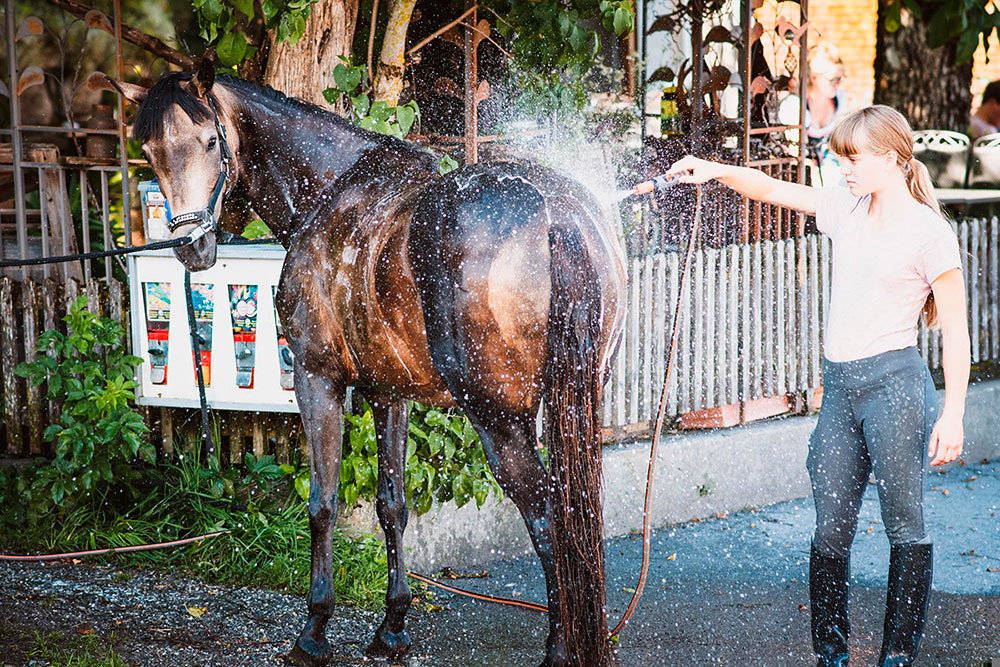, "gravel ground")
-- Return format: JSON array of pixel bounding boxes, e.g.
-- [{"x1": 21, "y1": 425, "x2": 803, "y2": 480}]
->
[{"x1": 1, "y1": 458, "x2": 997, "y2": 666}]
